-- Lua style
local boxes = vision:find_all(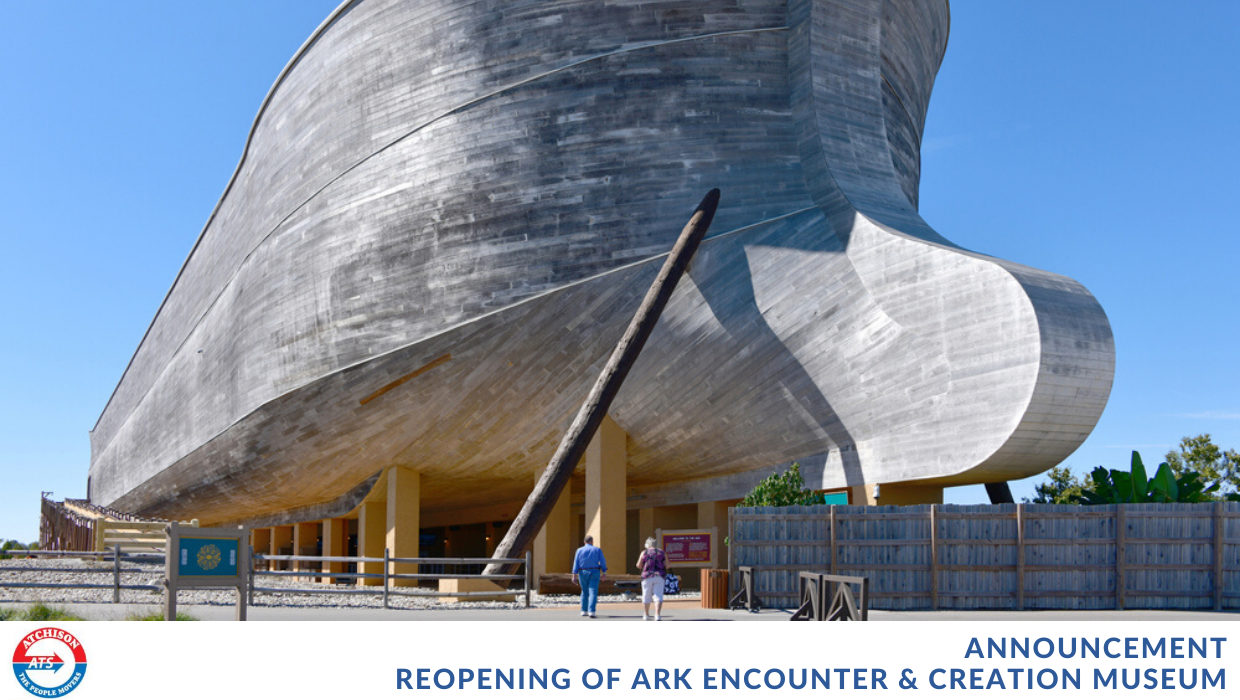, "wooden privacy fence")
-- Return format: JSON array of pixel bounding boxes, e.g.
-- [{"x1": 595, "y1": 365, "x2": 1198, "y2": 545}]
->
[{"x1": 729, "y1": 502, "x2": 1240, "y2": 611}]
